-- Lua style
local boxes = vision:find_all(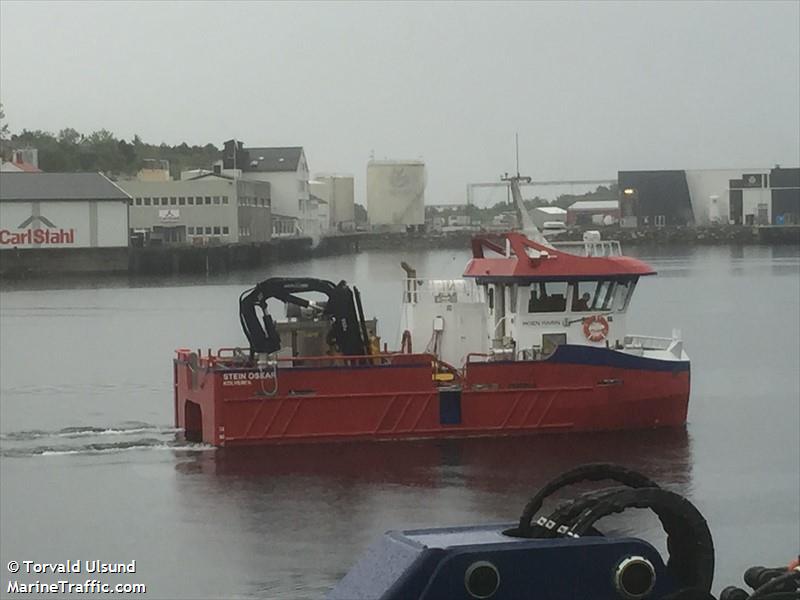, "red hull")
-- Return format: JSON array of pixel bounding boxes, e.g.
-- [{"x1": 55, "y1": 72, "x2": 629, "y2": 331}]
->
[{"x1": 174, "y1": 349, "x2": 689, "y2": 446}]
